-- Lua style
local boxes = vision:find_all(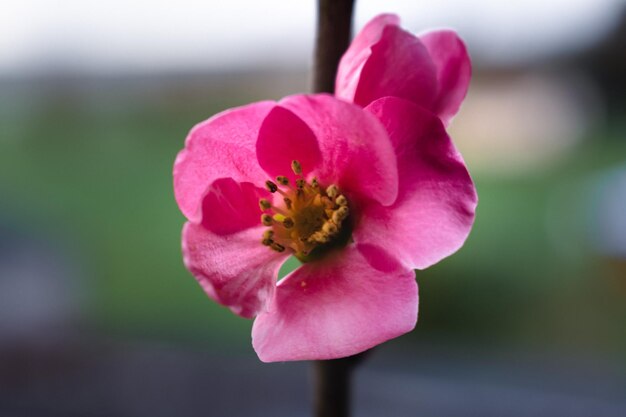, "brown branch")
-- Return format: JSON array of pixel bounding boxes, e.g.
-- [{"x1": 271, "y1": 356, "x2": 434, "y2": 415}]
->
[
  {"x1": 311, "y1": 2, "x2": 360, "y2": 416},
  {"x1": 312, "y1": 0, "x2": 355, "y2": 94},
  {"x1": 313, "y1": 353, "x2": 367, "y2": 417}
]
